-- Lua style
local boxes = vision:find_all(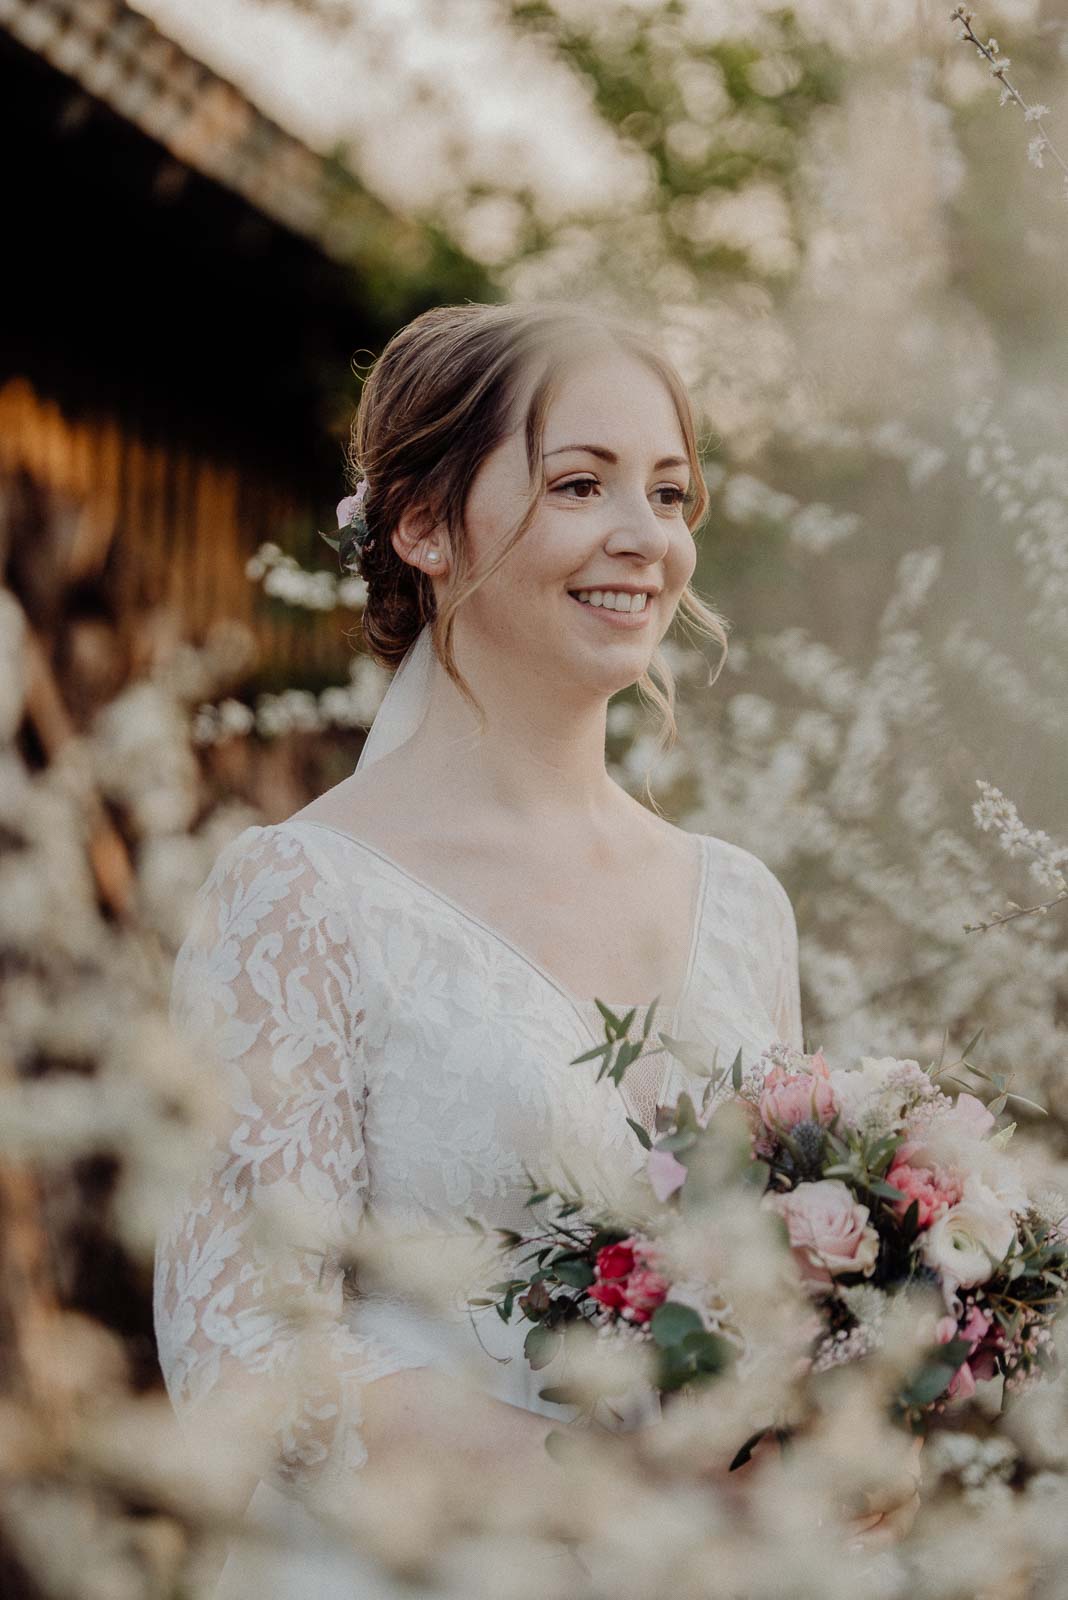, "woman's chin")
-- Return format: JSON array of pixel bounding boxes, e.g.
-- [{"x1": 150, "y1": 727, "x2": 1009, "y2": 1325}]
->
[{"x1": 562, "y1": 640, "x2": 653, "y2": 697}]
